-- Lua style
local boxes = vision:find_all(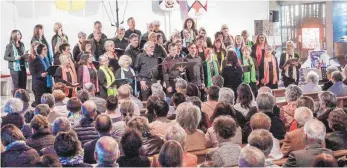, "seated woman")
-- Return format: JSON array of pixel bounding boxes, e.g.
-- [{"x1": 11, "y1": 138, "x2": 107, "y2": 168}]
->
[
  {"x1": 54, "y1": 54, "x2": 78, "y2": 97},
  {"x1": 176, "y1": 102, "x2": 206, "y2": 152},
  {"x1": 149, "y1": 100, "x2": 174, "y2": 138},
  {"x1": 127, "y1": 116, "x2": 164, "y2": 157},
  {"x1": 221, "y1": 50, "x2": 243, "y2": 98},
  {"x1": 66, "y1": 97, "x2": 82, "y2": 126},
  {"x1": 280, "y1": 85, "x2": 303, "y2": 129},
  {"x1": 318, "y1": 91, "x2": 338, "y2": 133},
  {"x1": 279, "y1": 41, "x2": 300, "y2": 87},
  {"x1": 77, "y1": 53, "x2": 98, "y2": 93},
  {"x1": 117, "y1": 130, "x2": 151, "y2": 167},
  {"x1": 301, "y1": 71, "x2": 322, "y2": 93},
  {"x1": 115, "y1": 55, "x2": 136, "y2": 94},
  {"x1": 259, "y1": 45, "x2": 279, "y2": 89},
  {"x1": 206, "y1": 116, "x2": 241, "y2": 167},
  {"x1": 26, "y1": 115, "x2": 55, "y2": 153},
  {"x1": 205, "y1": 102, "x2": 242, "y2": 148},
  {"x1": 234, "y1": 83, "x2": 257, "y2": 117},
  {"x1": 322, "y1": 66, "x2": 339, "y2": 91},
  {"x1": 151, "y1": 124, "x2": 198, "y2": 167},
  {"x1": 326, "y1": 108, "x2": 347, "y2": 151},
  {"x1": 158, "y1": 140, "x2": 184, "y2": 167}
]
